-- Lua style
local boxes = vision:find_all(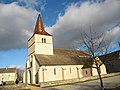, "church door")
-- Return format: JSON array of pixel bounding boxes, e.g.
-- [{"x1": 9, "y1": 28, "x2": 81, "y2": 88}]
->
[
  {"x1": 35, "y1": 72, "x2": 39, "y2": 84},
  {"x1": 27, "y1": 70, "x2": 32, "y2": 84}
]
